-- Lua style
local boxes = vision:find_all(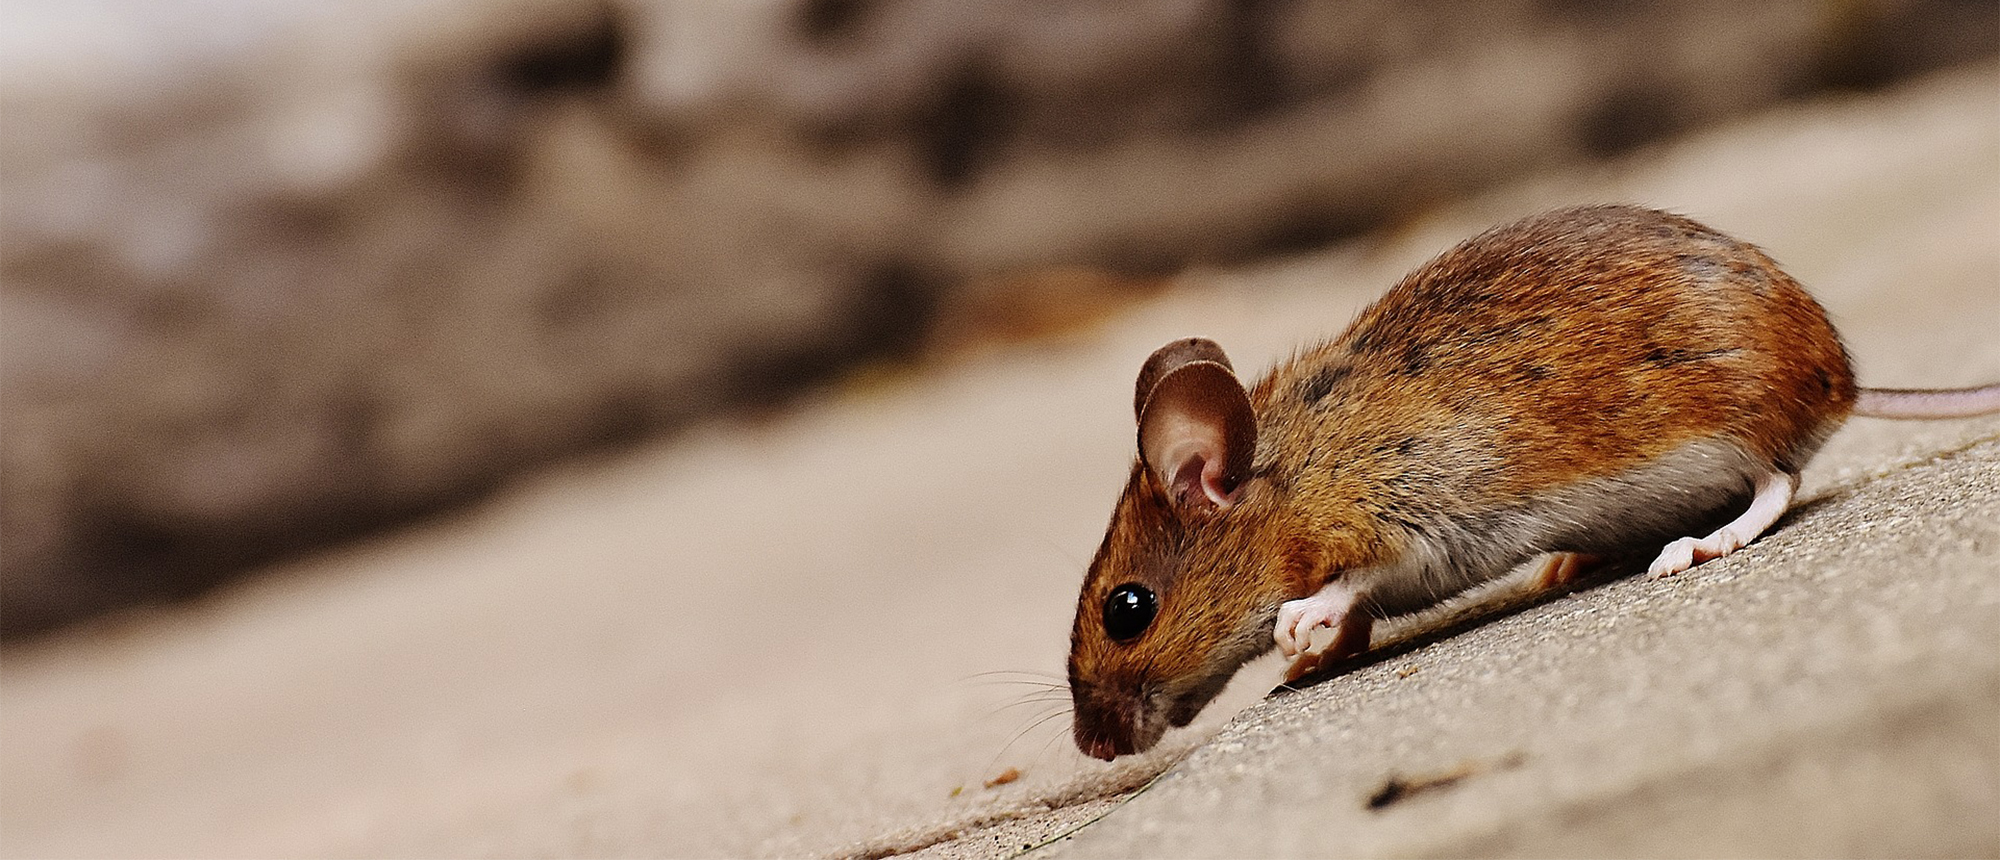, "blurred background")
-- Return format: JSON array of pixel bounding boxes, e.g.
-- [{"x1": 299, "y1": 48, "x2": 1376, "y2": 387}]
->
[
  {"x1": 3, "y1": 3, "x2": 1999, "y2": 858},
  {"x1": 4, "y1": 0, "x2": 1993, "y2": 639}
]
